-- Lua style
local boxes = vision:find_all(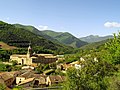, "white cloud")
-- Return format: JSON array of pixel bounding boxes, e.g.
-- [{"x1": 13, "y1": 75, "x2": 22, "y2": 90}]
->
[
  {"x1": 104, "y1": 22, "x2": 120, "y2": 28},
  {"x1": 39, "y1": 25, "x2": 48, "y2": 30},
  {"x1": 36, "y1": 25, "x2": 49, "y2": 30}
]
